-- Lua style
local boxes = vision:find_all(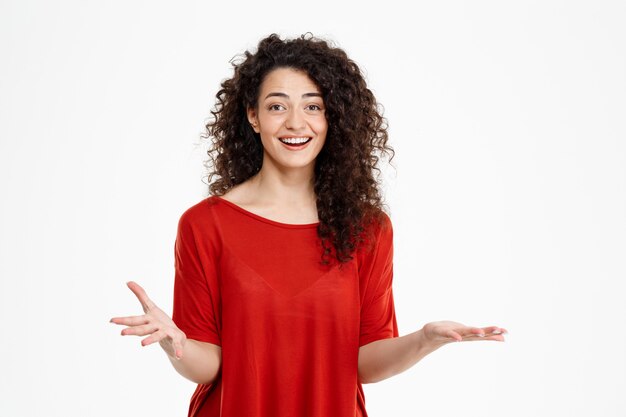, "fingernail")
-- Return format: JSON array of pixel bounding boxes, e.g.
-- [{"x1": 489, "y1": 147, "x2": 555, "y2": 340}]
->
[{"x1": 492, "y1": 330, "x2": 502, "y2": 334}]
